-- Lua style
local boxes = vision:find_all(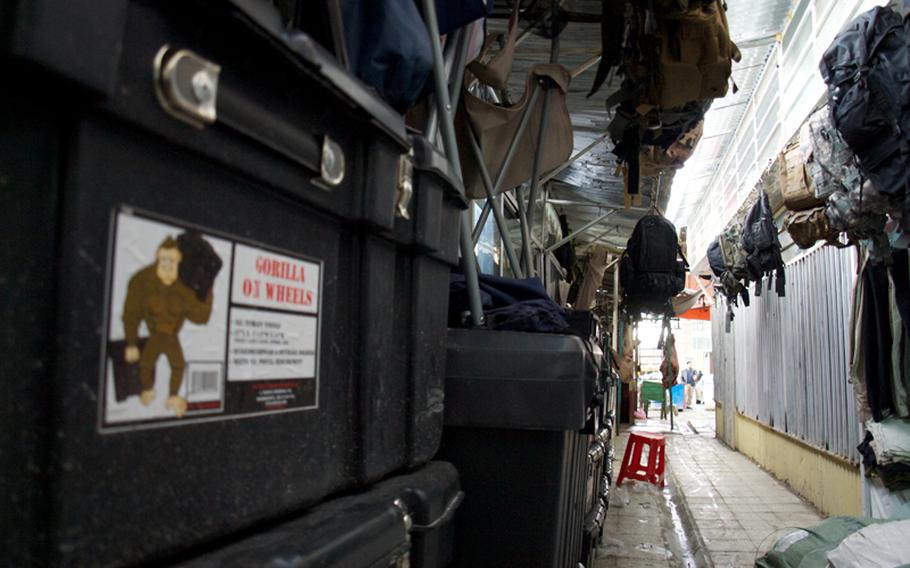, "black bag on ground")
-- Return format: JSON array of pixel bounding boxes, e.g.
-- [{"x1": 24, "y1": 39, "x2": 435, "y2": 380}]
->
[
  {"x1": 741, "y1": 191, "x2": 785, "y2": 297},
  {"x1": 619, "y1": 215, "x2": 686, "y2": 317},
  {"x1": 820, "y1": 6, "x2": 910, "y2": 198}
]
